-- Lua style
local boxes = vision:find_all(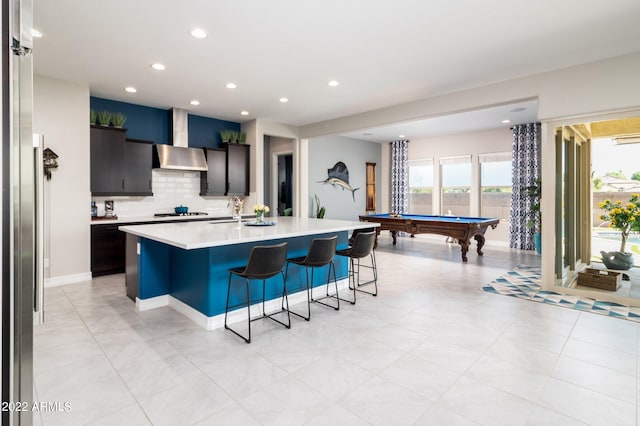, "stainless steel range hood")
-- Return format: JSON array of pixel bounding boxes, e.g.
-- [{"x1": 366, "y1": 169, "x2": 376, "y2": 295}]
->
[{"x1": 153, "y1": 108, "x2": 208, "y2": 171}]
